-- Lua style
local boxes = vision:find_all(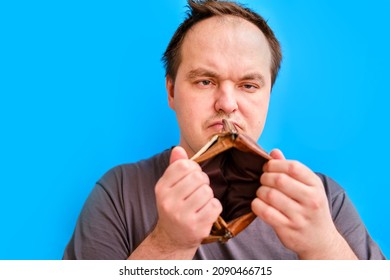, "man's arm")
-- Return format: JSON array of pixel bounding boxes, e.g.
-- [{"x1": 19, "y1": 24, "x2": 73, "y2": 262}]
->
[
  {"x1": 252, "y1": 149, "x2": 358, "y2": 259},
  {"x1": 128, "y1": 146, "x2": 222, "y2": 260},
  {"x1": 128, "y1": 225, "x2": 198, "y2": 260}
]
